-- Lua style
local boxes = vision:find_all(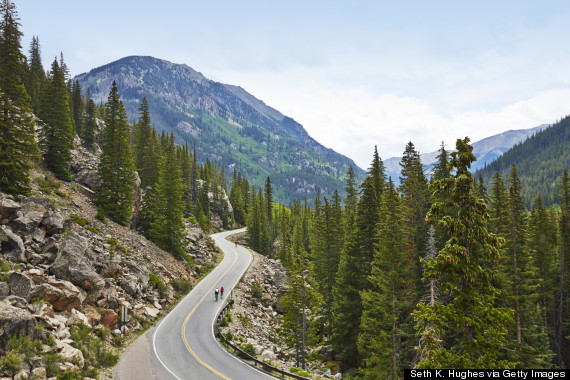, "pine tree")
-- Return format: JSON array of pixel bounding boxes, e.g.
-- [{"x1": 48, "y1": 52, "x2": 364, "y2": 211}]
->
[
  {"x1": 358, "y1": 179, "x2": 405, "y2": 379},
  {"x1": 96, "y1": 81, "x2": 135, "y2": 225},
  {"x1": 528, "y1": 194, "x2": 556, "y2": 328},
  {"x1": 489, "y1": 171, "x2": 509, "y2": 236},
  {"x1": 413, "y1": 137, "x2": 512, "y2": 369},
  {"x1": 70, "y1": 80, "x2": 83, "y2": 137},
  {"x1": 311, "y1": 192, "x2": 343, "y2": 337},
  {"x1": 82, "y1": 90, "x2": 96, "y2": 151},
  {"x1": 38, "y1": 59, "x2": 74, "y2": 180},
  {"x1": 0, "y1": 0, "x2": 38, "y2": 195},
  {"x1": 147, "y1": 133, "x2": 185, "y2": 258},
  {"x1": 279, "y1": 247, "x2": 323, "y2": 370},
  {"x1": 24, "y1": 35, "x2": 44, "y2": 114},
  {"x1": 555, "y1": 170, "x2": 570, "y2": 367}
]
